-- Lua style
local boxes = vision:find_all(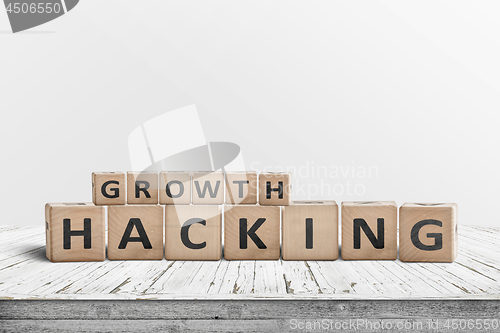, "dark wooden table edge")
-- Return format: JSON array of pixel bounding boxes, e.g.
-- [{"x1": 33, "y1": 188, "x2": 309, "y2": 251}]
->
[{"x1": 1, "y1": 299, "x2": 499, "y2": 320}]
